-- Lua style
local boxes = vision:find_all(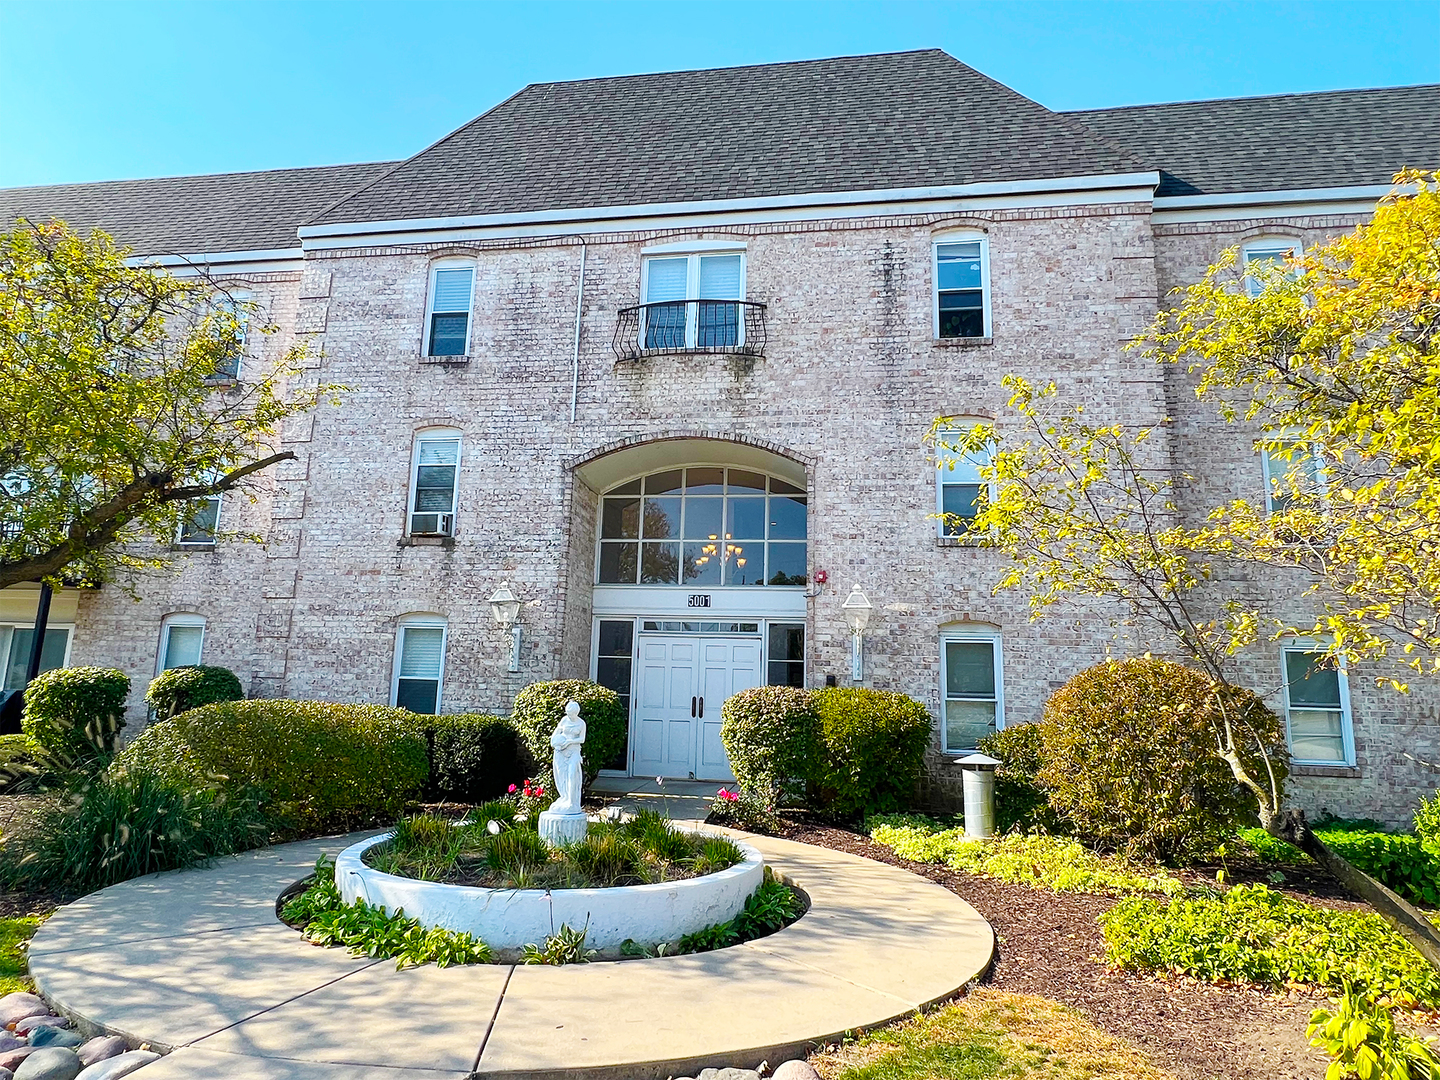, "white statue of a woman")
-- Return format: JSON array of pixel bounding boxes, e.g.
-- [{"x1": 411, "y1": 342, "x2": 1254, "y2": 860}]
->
[{"x1": 548, "y1": 700, "x2": 586, "y2": 816}]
